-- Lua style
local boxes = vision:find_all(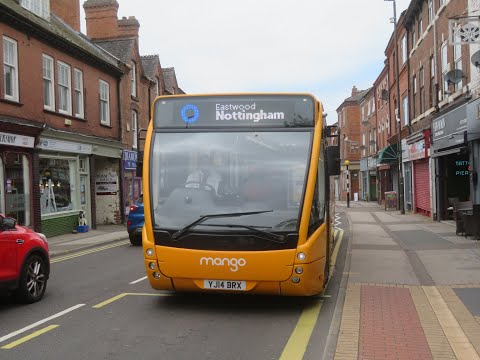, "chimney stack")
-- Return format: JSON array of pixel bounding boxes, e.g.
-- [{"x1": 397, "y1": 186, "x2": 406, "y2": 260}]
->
[
  {"x1": 83, "y1": 0, "x2": 120, "y2": 40},
  {"x1": 50, "y1": 0, "x2": 81, "y2": 32},
  {"x1": 351, "y1": 86, "x2": 359, "y2": 97},
  {"x1": 117, "y1": 16, "x2": 140, "y2": 39}
]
